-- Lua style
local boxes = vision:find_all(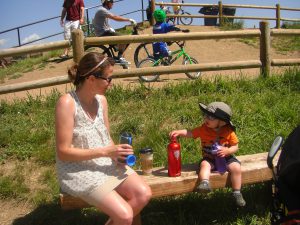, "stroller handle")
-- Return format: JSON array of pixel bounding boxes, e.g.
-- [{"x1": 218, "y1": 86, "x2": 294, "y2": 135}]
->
[{"x1": 267, "y1": 136, "x2": 284, "y2": 169}]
